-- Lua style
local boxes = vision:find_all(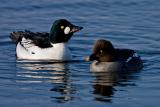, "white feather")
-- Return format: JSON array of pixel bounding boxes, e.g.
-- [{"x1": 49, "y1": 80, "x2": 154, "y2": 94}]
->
[{"x1": 16, "y1": 38, "x2": 72, "y2": 60}]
